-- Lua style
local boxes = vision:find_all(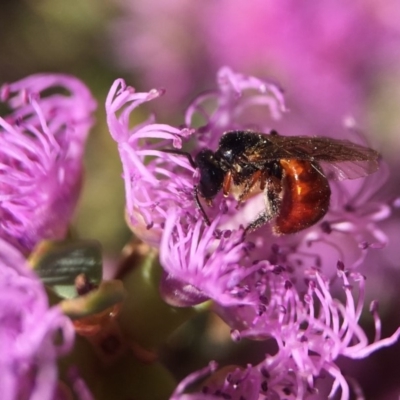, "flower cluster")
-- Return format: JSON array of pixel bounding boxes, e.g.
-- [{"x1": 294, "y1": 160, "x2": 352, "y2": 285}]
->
[
  {"x1": 107, "y1": 67, "x2": 389, "y2": 297},
  {"x1": 106, "y1": 67, "x2": 287, "y2": 238},
  {"x1": 106, "y1": 67, "x2": 289, "y2": 305},
  {"x1": 172, "y1": 267, "x2": 400, "y2": 399},
  {"x1": 0, "y1": 64, "x2": 396, "y2": 400},
  {"x1": 0, "y1": 74, "x2": 96, "y2": 254},
  {"x1": 0, "y1": 73, "x2": 97, "y2": 399},
  {"x1": 106, "y1": 67, "x2": 399, "y2": 399}
]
